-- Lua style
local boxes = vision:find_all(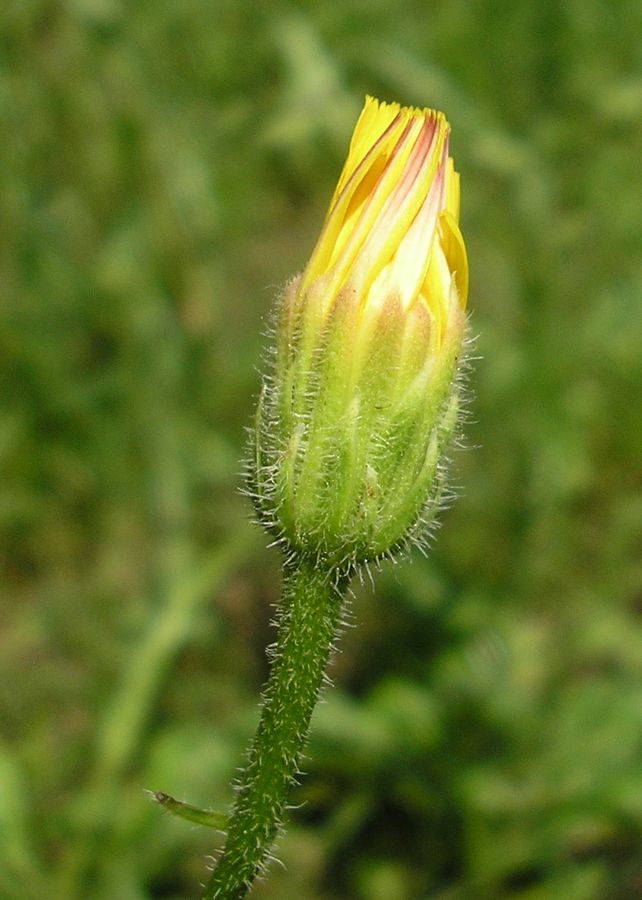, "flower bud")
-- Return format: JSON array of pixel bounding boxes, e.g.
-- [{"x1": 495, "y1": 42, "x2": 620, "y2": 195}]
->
[{"x1": 250, "y1": 96, "x2": 468, "y2": 570}]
